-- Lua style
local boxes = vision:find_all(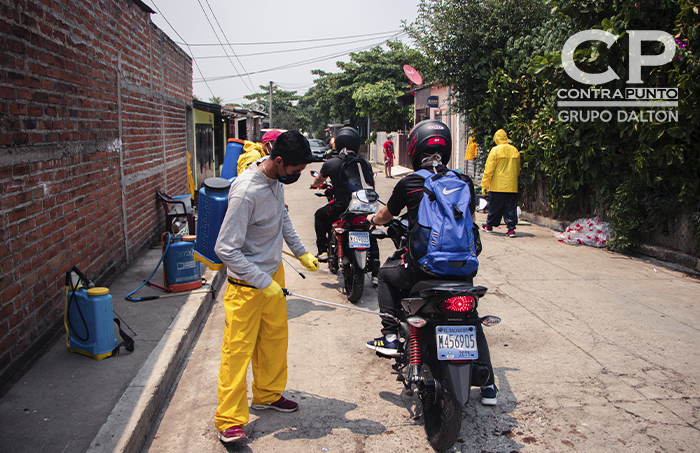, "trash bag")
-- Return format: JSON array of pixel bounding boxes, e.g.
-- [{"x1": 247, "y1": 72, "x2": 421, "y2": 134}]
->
[{"x1": 552, "y1": 217, "x2": 612, "y2": 248}]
